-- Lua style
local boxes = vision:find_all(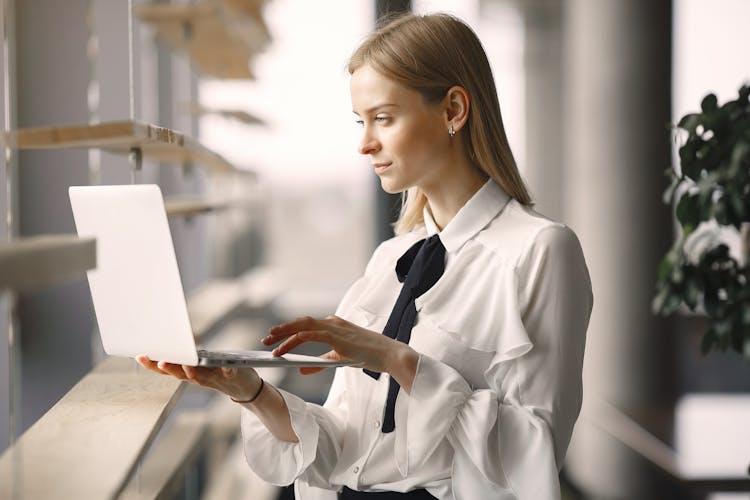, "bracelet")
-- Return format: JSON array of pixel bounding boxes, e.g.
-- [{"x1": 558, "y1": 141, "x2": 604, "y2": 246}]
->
[{"x1": 230, "y1": 379, "x2": 265, "y2": 404}]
